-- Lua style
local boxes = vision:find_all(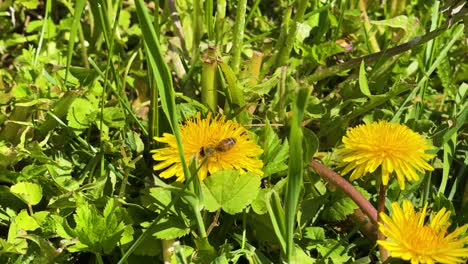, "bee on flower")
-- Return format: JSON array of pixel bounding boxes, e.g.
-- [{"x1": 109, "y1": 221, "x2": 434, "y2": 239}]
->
[{"x1": 151, "y1": 112, "x2": 264, "y2": 181}]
